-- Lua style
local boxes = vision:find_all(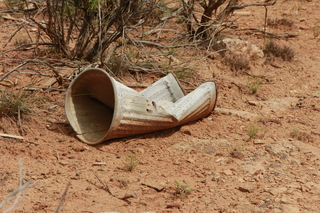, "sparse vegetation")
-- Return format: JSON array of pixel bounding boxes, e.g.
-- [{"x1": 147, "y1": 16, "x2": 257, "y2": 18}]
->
[
  {"x1": 246, "y1": 124, "x2": 259, "y2": 139},
  {"x1": 0, "y1": 90, "x2": 31, "y2": 118},
  {"x1": 230, "y1": 146, "x2": 245, "y2": 159},
  {"x1": 267, "y1": 18, "x2": 294, "y2": 29},
  {"x1": 123, "y1": 154, "x2": 140, "y2": 172},
  {"x1": 264, "y1": 41, "x2": 295, "y2": 61},
  {"x1": 174, "y1": 180, "x2": 194, "y2": 198},
  {"x1": 4, "y1": 0, "x2": 24, "y2": 10},
  {"x1": 119, "y1": 179, "x2": 129, "y2": 188},
  {"x1": 224, "y1": 52, "x2": 250, "y2": 72},
  {"x1": 14, "y1": 36, "x2": 29, "y2": 47},
  {"x1": 290, "y1": 129, "x2": 314, "y2": 143},
  {"x1": 247, "y1": 76, "x2": 264, "y2": 94}
]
